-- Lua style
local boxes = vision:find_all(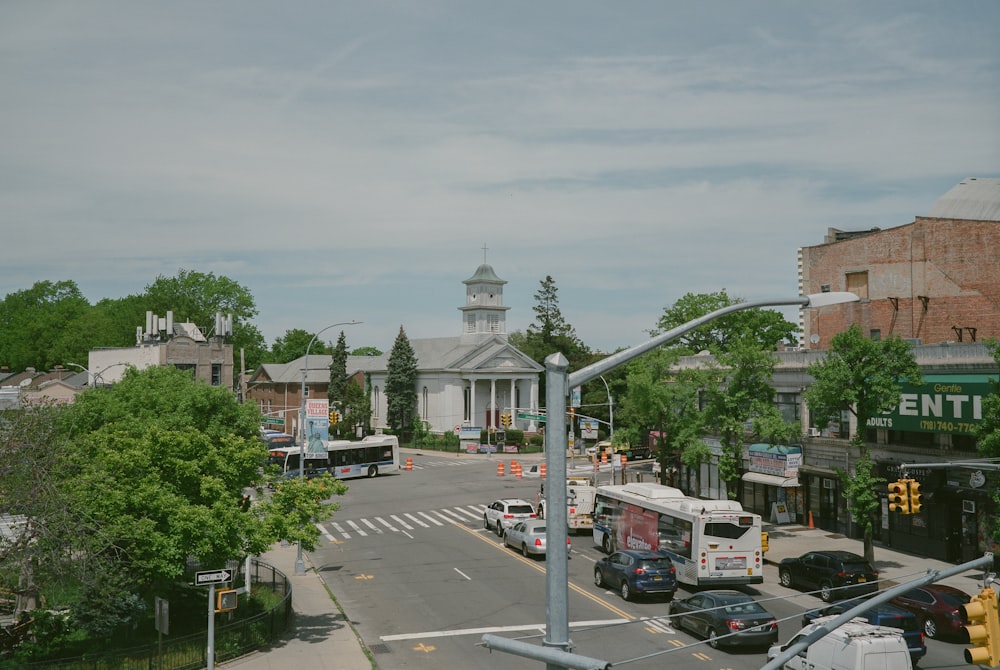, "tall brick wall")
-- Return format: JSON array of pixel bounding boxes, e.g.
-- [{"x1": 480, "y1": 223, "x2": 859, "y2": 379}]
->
[{"x1": 800, "y1": 218, "x2": 1000, "y2": 347}]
